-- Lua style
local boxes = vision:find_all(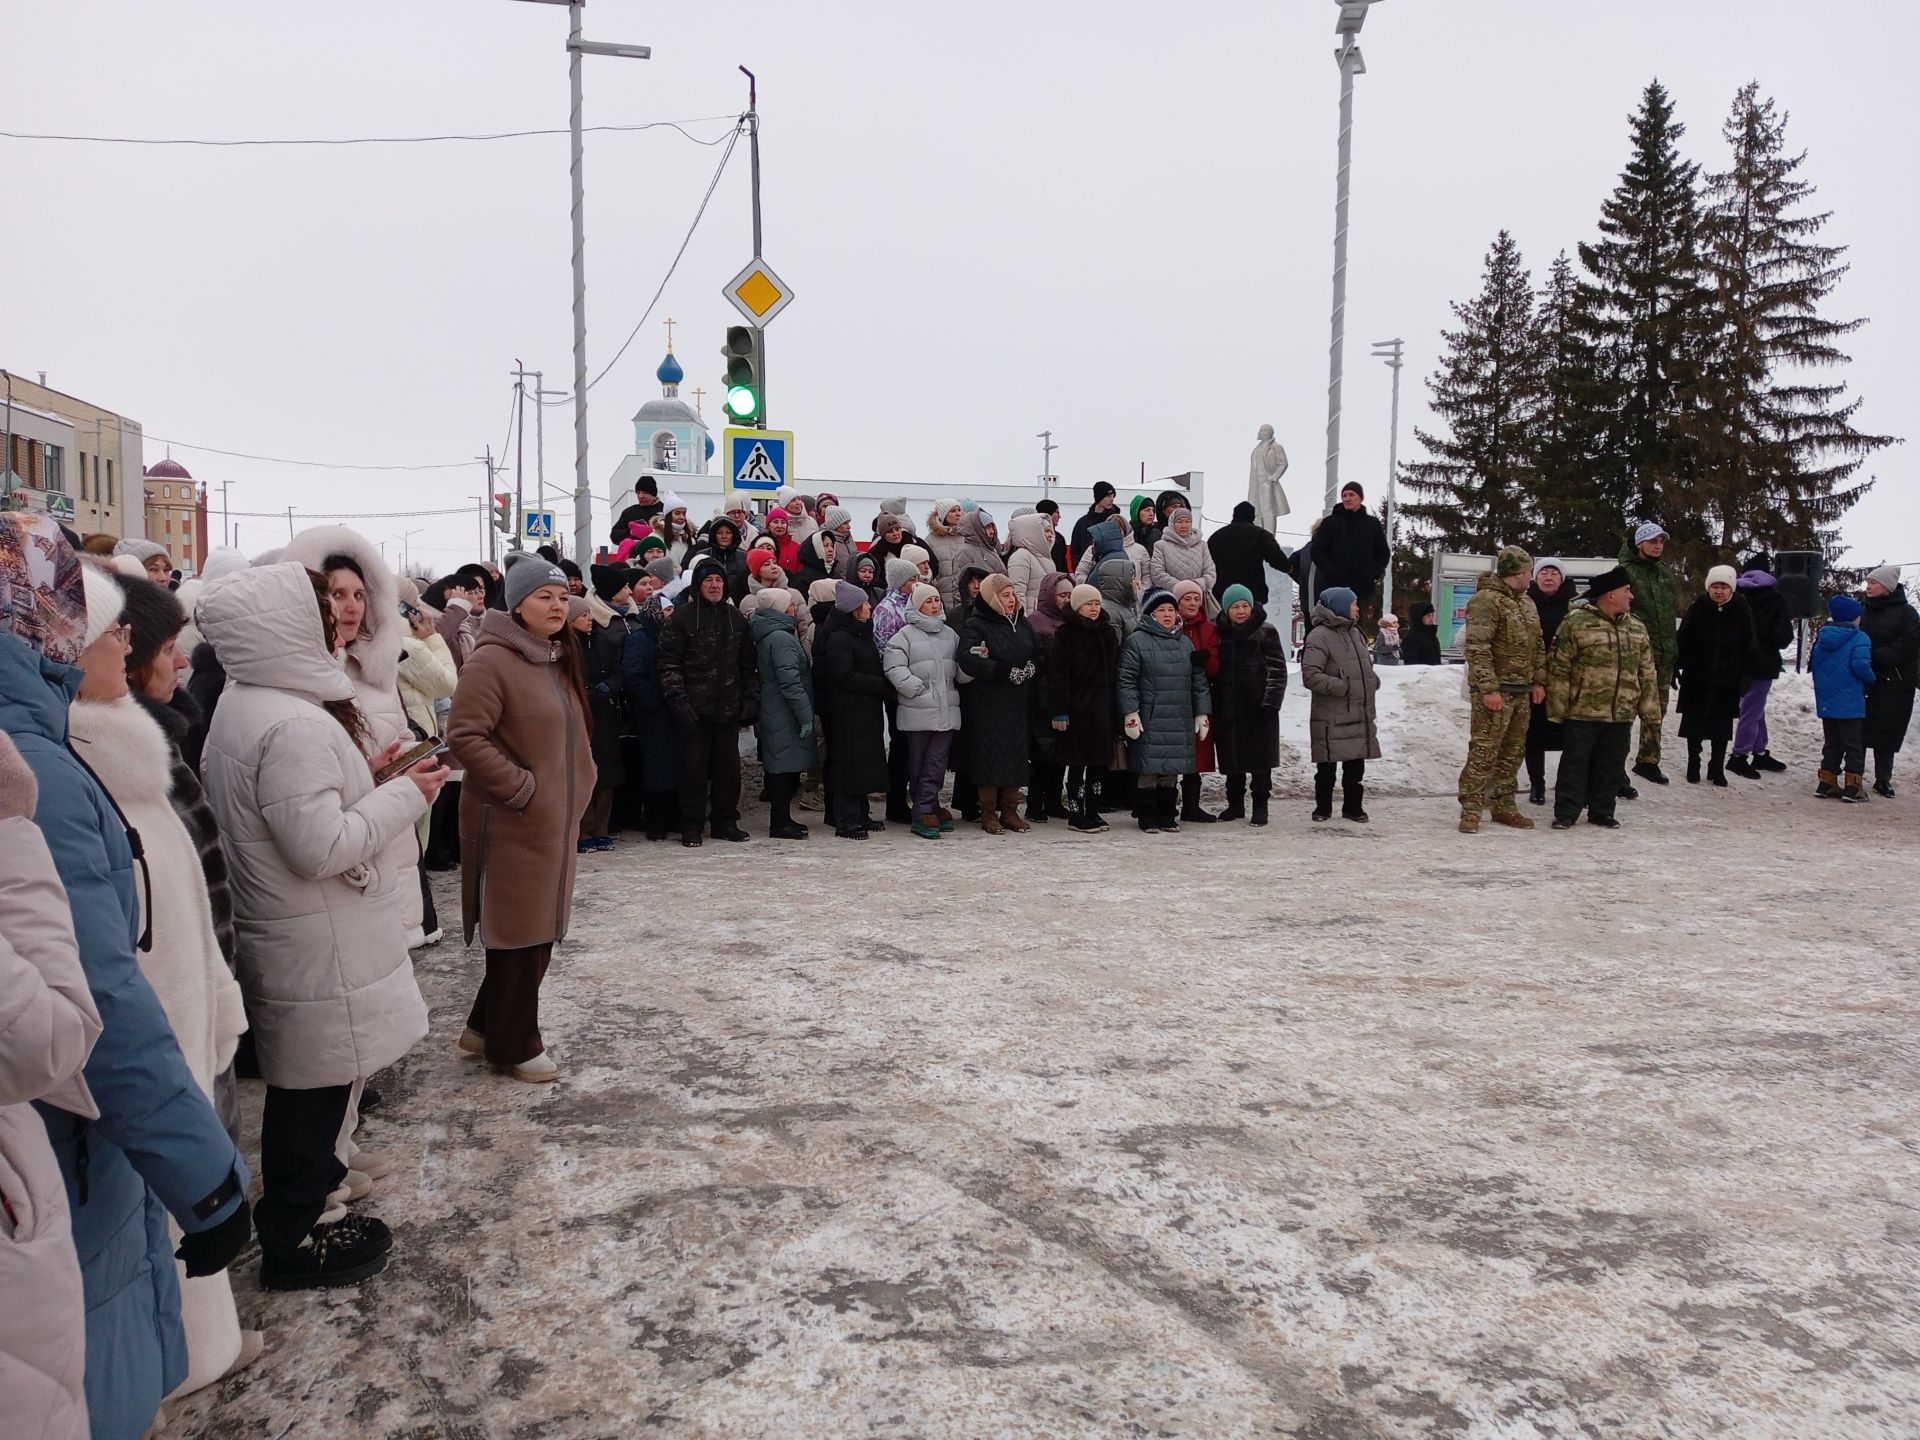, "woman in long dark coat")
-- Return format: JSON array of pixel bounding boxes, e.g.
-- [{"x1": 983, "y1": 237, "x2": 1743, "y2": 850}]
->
[
  {"x1": 617, "y1": 597, "x2": 679, "y2": 840},
  {"x1": 1210, "y1": 584, "x2": 1287, "y2": 826},
  {"x1": 578, "y1": 580, "x2": 633, "y2": 850},
  {"x1": 957, "y1": 573, "x2": 1042, "y2": 834},
  {"x1": 1860, "y1": 568, "x2": 1919, "y2": 796},
  {"x1": 1047, "y1": 583, "x2": 1121, "y2": 832},
  {"x1": 1675, "y1": 565, "x2": 1760, "y2": 787},
  {"x1": 1524, "y1": 561, "x2": 1575, "y2": 804},
  {"x1": 814, "y1": 582, "x2": 891, "y2": 839}
]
